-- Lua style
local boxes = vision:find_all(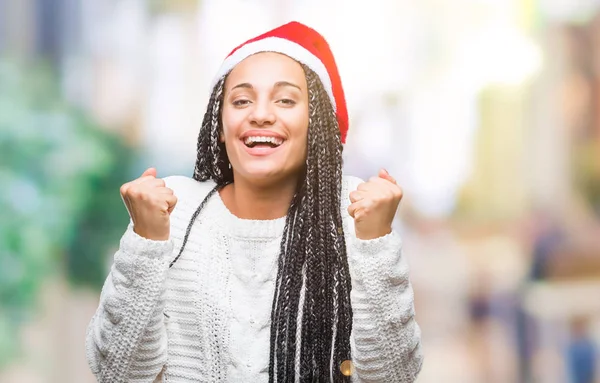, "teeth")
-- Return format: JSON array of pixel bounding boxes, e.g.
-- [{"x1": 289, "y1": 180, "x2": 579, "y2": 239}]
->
[{"x1": 244, "y1": 136, "x2": 283, "y2": 146}]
